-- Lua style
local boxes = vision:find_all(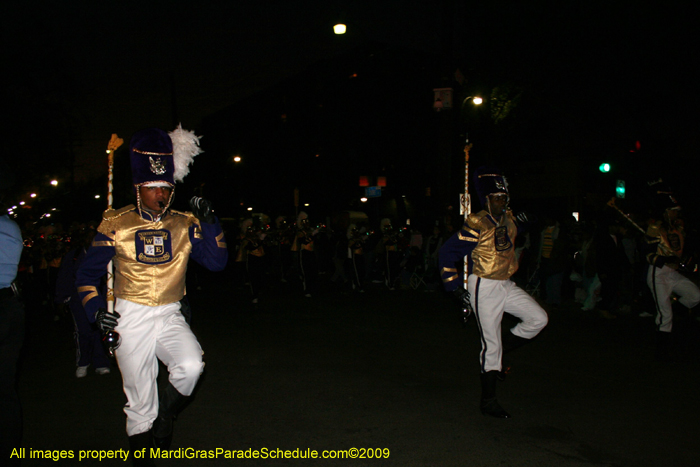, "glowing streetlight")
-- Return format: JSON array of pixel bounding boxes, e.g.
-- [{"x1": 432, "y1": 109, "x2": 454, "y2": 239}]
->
[
  {"x1": 95, "y1": 195, "x2": 101, "y2": 199},
  {"x1": 360, "y1": 197, "x2": 368, "y2": 203},
  {"x1": 30, "y1": 193, "x2": 37, "y2": 198},
  {"x1": 247, "y1": 207, "x2": 253, "y2": 211},
  {"x1": 463, "y1": 95, "x2": 483, "y2": 106},
  {"x1": 19, "y1": 201, "x2": 25, "y2": 205},
  {"x1": 333, "y1": 23, "x2": 346, "y2": 34},
  {"x1": 233, "y1": 155, "x2": 242, "y2": 163},
  {"x1": 50, "y1": 180, "x2": 58, "y2": 186}
]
